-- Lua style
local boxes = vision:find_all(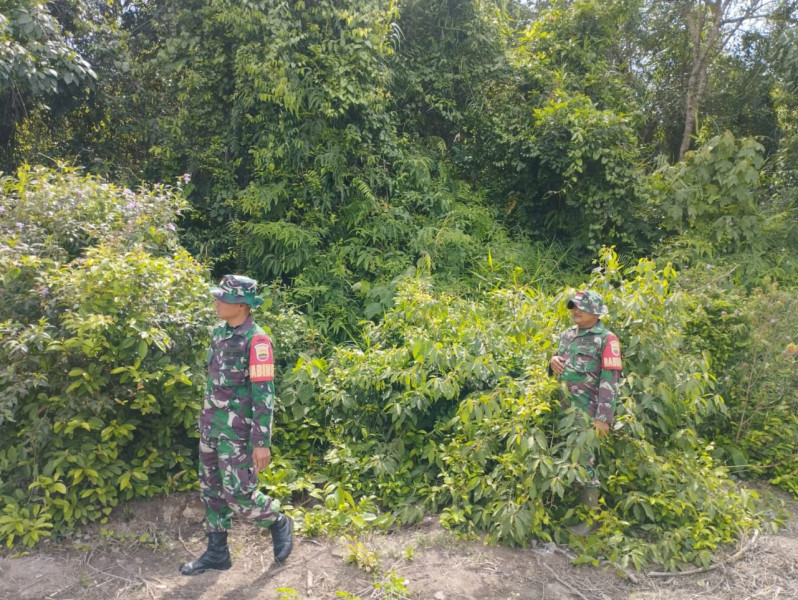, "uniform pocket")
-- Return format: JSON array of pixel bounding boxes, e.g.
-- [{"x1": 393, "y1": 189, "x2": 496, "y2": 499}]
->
[
  {"x1": 217, "y1": 439, "x2": 257, "y2": 496},
  {"x1": 568, "y1": 352, "x2": 599, "y2": 374},
  {"x1": 218, "y1": 351, "x2": 247, "y2": 386}
]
